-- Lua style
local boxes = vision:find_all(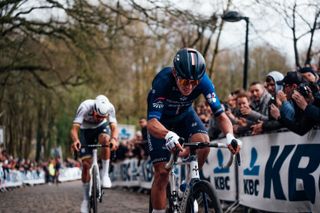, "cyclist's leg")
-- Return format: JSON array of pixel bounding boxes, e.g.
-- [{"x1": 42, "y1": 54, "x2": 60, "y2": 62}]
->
[
  {"x1": 191, "y1": 133, "x2": 210, "y2": 168},
  {"x1": 151, "y1": 162, "x2": 169, "y2": 212},
  {"x1": 176, "y1": 108, "x2": 209, "y2": 168},
  {"x1": 79, "y1": 129, "x2": 95, "y2": 212},
  {"x1": 148, "y1": 131, "x2": 171, "y2": 212},
  {"x1": 96, "y1": 123, "x2": 111, "y2": 187}
]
